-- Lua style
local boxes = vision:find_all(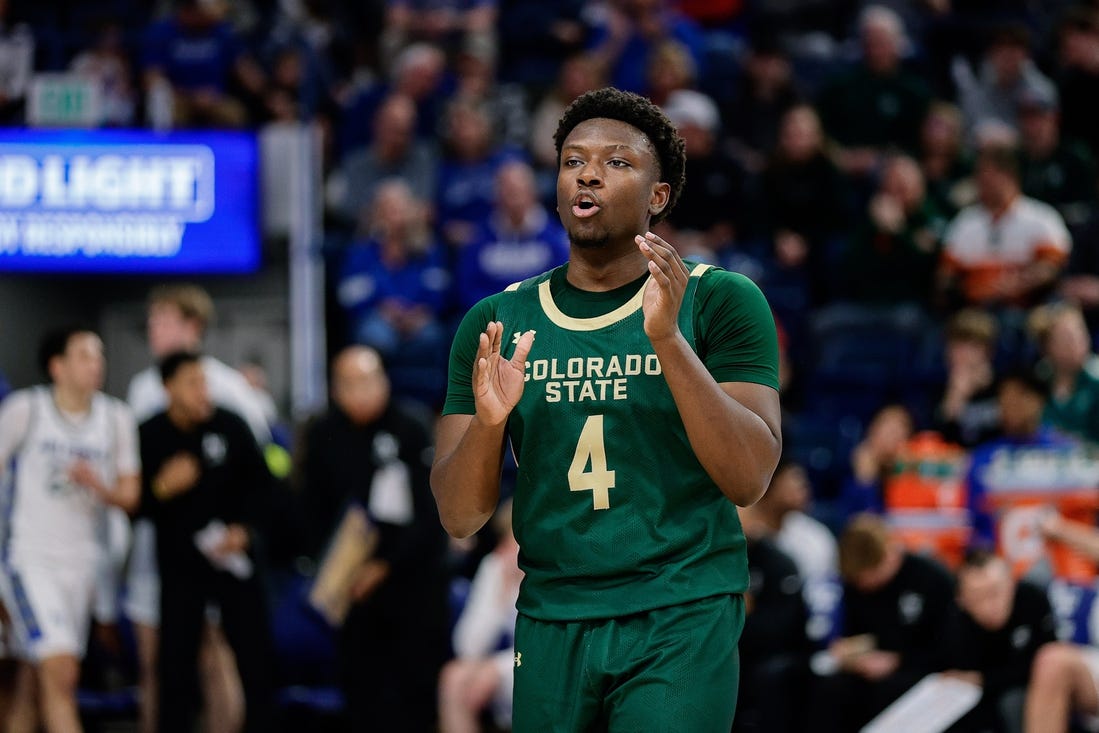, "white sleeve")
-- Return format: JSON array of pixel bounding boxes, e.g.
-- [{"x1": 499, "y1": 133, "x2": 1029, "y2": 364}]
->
[
  {"x1": 204, "y1": 359, "x2": 272, "y2": 444},
  {"x1": 112, "y1": 401, "x2": 140, "y2": 477},
  {"x1": 1033, "y1": 202, "x2": 1072, "y2": 255},
  {"x1": 0, "y1": 391, "x2": 32, "y2": 473},
  {"x1": 126, "y1": 368, "x2": 166, "y2": 423},
  {"x1": 453, "y1": 555, "x2": 508, "y2": 660}
]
